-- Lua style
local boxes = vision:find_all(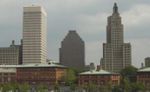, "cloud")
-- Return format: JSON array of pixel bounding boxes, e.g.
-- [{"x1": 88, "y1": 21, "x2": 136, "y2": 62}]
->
[
  {"x1": 128, "y1": 38, "x2": 150, "y2": 67},
  {"x1": 85, "y1": 40, "x2": 103, "y2": 65},
  {"x1": 77, "y1": 13, "x2": 108, "y2": 35},
  {"x1": 122, "y1": 4, "x2": 150, "y2": 27}
]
